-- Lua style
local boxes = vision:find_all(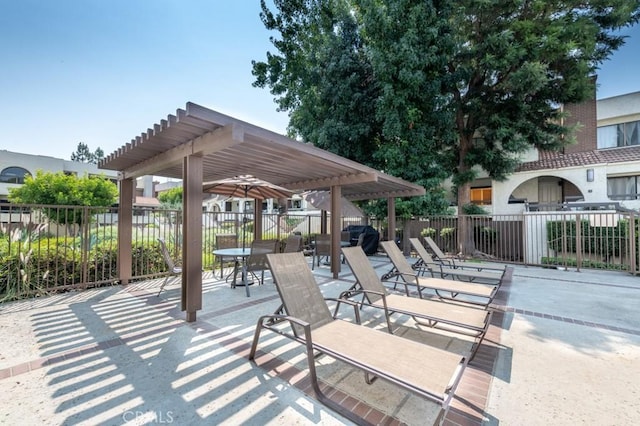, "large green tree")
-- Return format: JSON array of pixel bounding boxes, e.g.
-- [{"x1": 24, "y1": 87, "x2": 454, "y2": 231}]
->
[
  {"x1": 8, "y1": 171, "x2": 118, "y2": 229},
  {"x1": 433, "y1": 0, "x2": 639, "y2": 253},
  {"x1": 254, "y1": 0, "x2": 640, "y2": 254},
  {"x1": 253, "y1": 0, "x2": 452, "y2": 217}
]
